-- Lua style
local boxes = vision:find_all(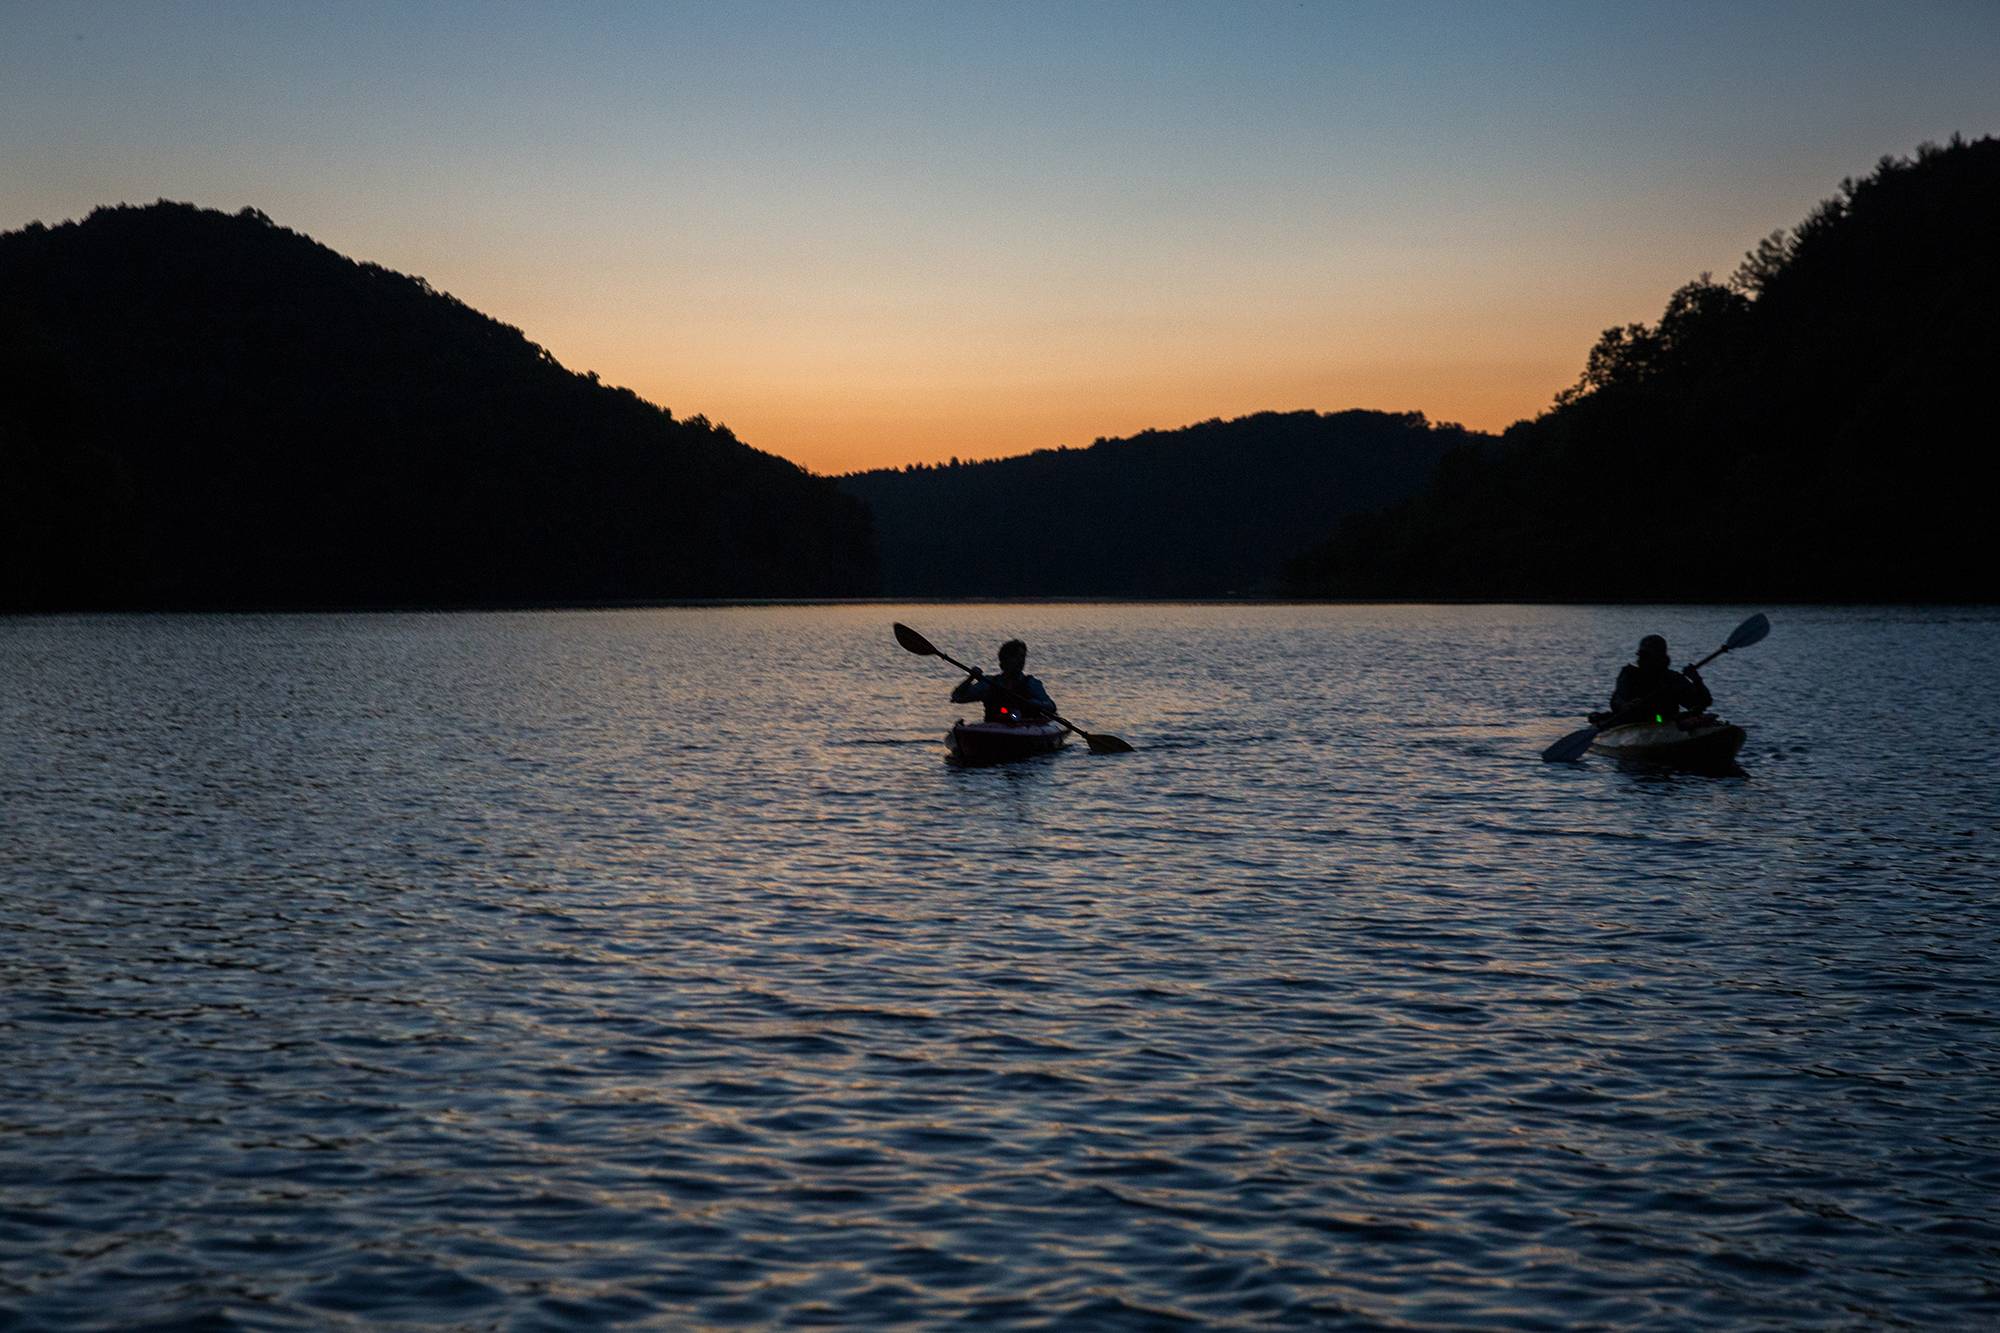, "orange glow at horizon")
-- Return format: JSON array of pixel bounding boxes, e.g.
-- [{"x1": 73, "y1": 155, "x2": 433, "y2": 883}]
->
[
  {"x1": 405, "y1": 190, "x2": 1732, "y2": 478},
  {"x1": 508, "y1": 298, "x2": 1600, "y2": 474},
  {"x1": 9, "y1": 3, "x2": 1998, "y2": 478},
  {"x1": 502, "y1": 266, "x2": 1634, "y2": 476},
  {"x1": 614, "y1": 354, "x2": 1577, "y2": 476}
]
